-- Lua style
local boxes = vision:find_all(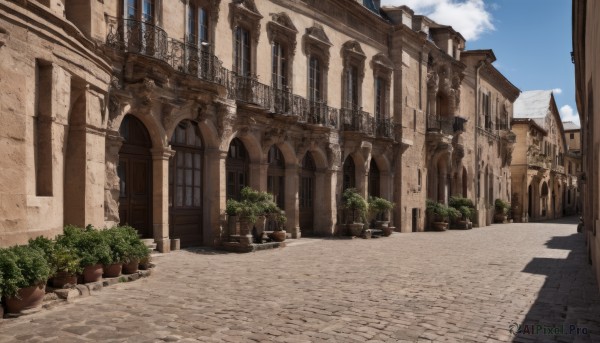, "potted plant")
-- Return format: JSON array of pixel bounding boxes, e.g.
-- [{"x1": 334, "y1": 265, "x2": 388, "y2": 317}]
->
[
  {"x1": 269, "y1": 211, "x2": 287, "y2": 242},
  {"x1": 0, "y1": 246, "x2": 51, "y2": 314},
  {"x1": 225, "y1": 200, "x2": 241, "y2": 236},
  {"x1": 368, "y1": 196, "x2": 395, "y2": 236},
  {"x1": 448, "y1": 196, "x2": 475, "y2": 230},
  {"x1": 426, "y1": 199, "x2": 460, "y2": 231},
  {"x1": 58, "y1": 225, "x2": 111, "y2": 283},
  {"x1": 29, "y1": 236, "x2": 81, "y2": 288},
  {"x1": 494, "y1": 199, "x2": 510, "y2": 223},
  {"x1": 342, "y1": 188, "x2": 368, "y2": 236},
  {"x1": 119, "y1": 226, "x2": 150, "y2": 274},
  {"x1": 102, "y1": 227, "x2": 130, "y2": 278}
]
